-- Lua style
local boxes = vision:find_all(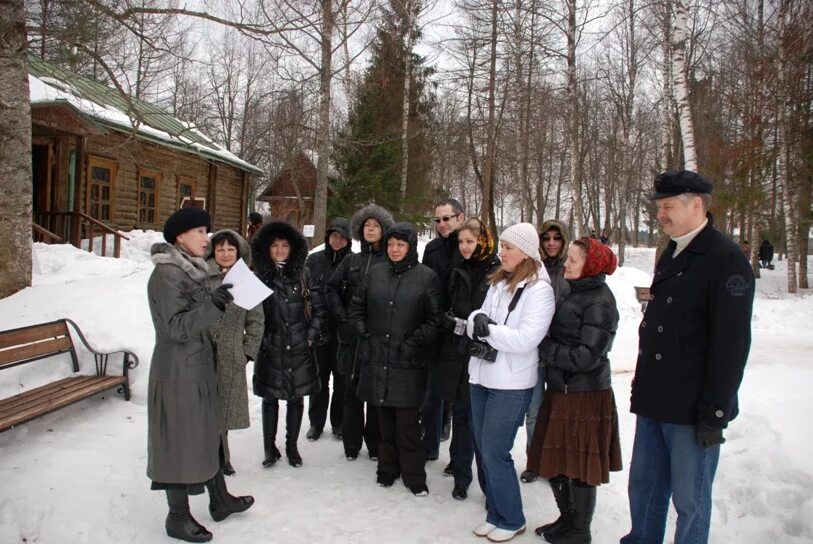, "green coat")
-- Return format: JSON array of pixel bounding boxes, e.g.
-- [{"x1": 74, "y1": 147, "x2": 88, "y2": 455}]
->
[{"x1": 205, "y1": 230, "x2": 264, "y2": 430}]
